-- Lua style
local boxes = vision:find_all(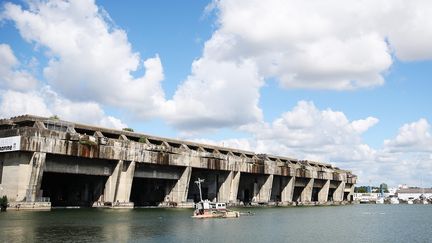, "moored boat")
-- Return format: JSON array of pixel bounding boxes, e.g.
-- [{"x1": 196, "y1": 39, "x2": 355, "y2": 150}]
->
[
  {"x1": 193, "y1": 200, "x2": 240, "y2": 218},
  {"x1": 192, "y1": 178, "x2": 240, "y2": 219}
]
